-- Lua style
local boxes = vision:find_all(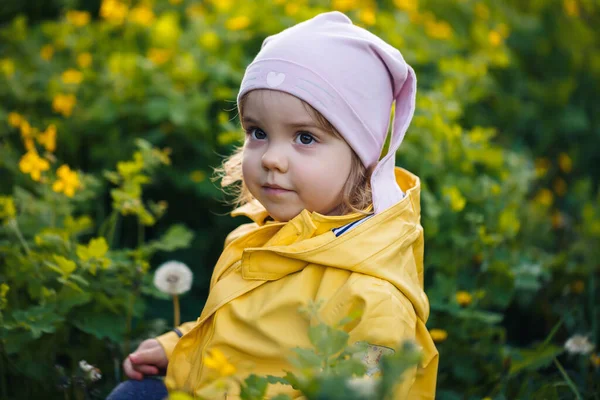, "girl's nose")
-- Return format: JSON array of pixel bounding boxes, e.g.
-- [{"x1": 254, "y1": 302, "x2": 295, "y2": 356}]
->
[{"x1": 261, "y1": 146, "x2": 288, "y2": 173}]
